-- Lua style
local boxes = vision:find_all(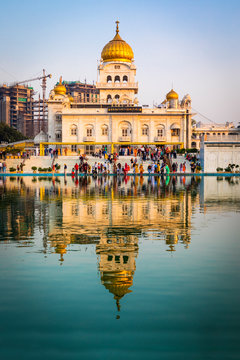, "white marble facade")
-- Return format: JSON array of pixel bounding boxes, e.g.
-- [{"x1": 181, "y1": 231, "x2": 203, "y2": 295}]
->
[{"x1": 47, "y1": 23, "x2": 193, "y2": 153}]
